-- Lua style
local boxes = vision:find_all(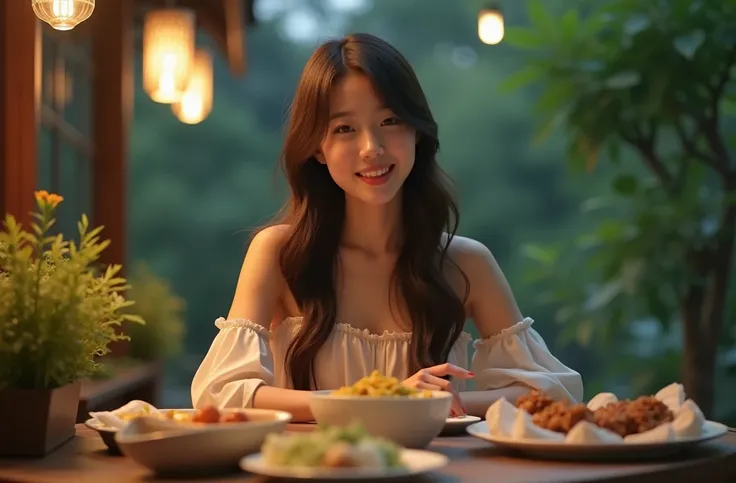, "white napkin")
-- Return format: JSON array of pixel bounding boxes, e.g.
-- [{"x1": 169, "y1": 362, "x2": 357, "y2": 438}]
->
[
  {"x1": 672, "y1": 399, "x2": 705, "y2": 438},
  {"x1": 624, "y1": 423, "x2": 675, "y2": 443},
  {"x1": 89, "y1": 400, "x2": 160, "y2": 430},
  {"x1": 485, "y1": 397, "x2": 518, "y2": 437},
  {"x1": 119, "y1": 414, "x2": 190, "y2": 435},
  {"x1": 565, "y1": 421, "x2": 623, "y2": 444},
  {"x1": 510, "y1": 410, "x2": 564, "y2": 442},
  {"x1": 654, "y1": 383, "x2": 685, "y2": 412},
  {"x1": 587, "y1": 392, "x2": 619, "y2": 411}
]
